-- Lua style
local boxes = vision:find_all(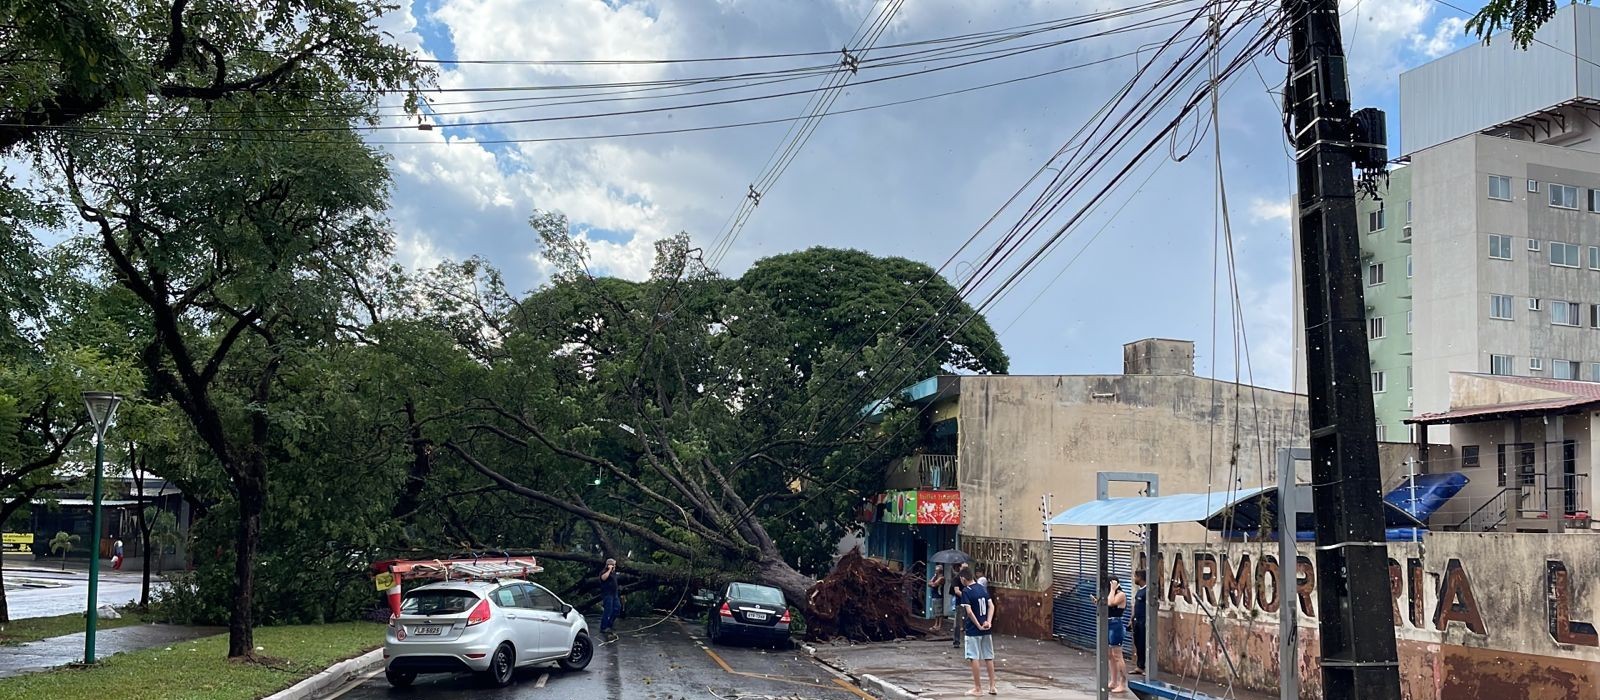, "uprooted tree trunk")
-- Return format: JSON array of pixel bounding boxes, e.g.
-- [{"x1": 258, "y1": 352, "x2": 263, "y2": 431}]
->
[{"x1": 805, "y1": 549, "x2": 923, "y2": 642}]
